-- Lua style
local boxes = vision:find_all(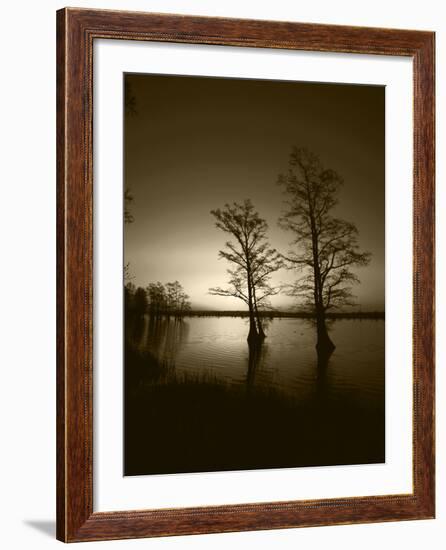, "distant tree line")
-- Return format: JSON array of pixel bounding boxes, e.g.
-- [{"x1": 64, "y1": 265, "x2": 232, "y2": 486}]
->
[
  {"x1": 125, "y1": 280, "x2": 191, "y2": 320},
  {"x1": 123, "y1": 178, "x2": 191, "y2": 321}
]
